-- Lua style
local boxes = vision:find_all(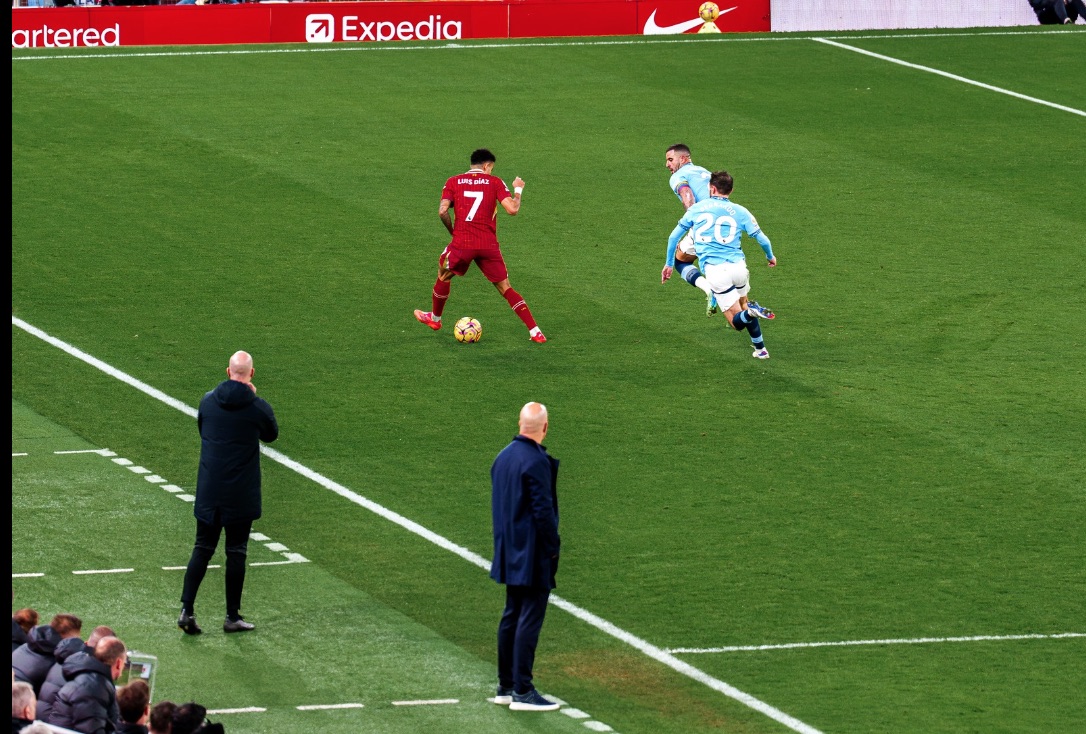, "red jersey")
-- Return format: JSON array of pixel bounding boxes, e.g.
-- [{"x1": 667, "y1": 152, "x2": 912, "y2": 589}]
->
[{"x1": 441, "y1": 169, "x2": 512, "y2": 249}]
